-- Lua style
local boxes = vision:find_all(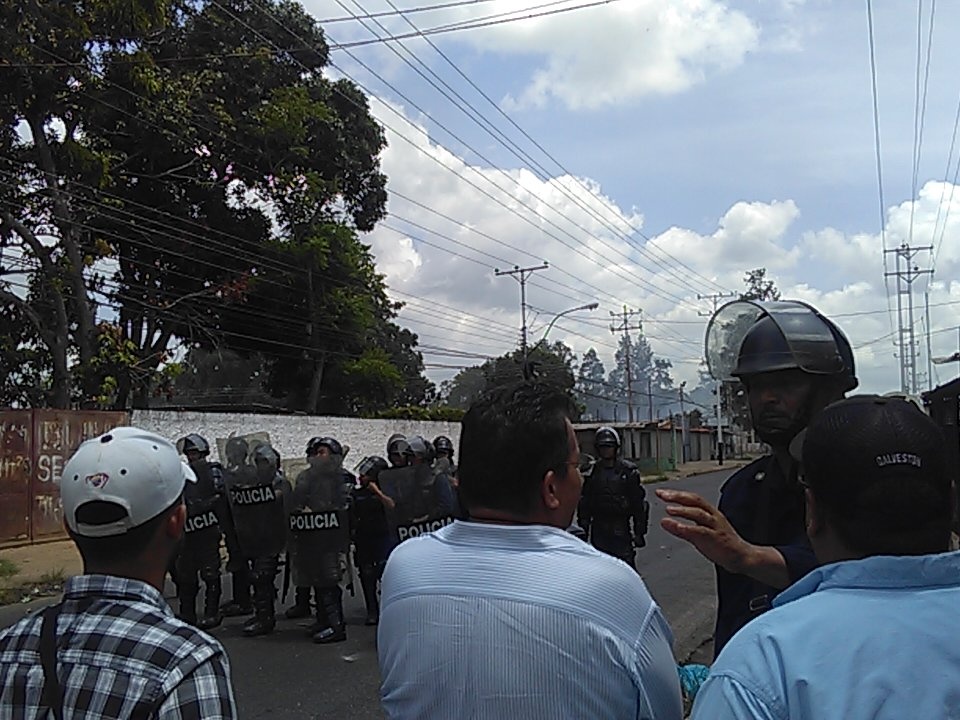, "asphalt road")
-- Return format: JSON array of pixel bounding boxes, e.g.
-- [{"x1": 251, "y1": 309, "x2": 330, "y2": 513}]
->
[{"x1": 0, "y1": 468, "x2": 732, "y2": 718}]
